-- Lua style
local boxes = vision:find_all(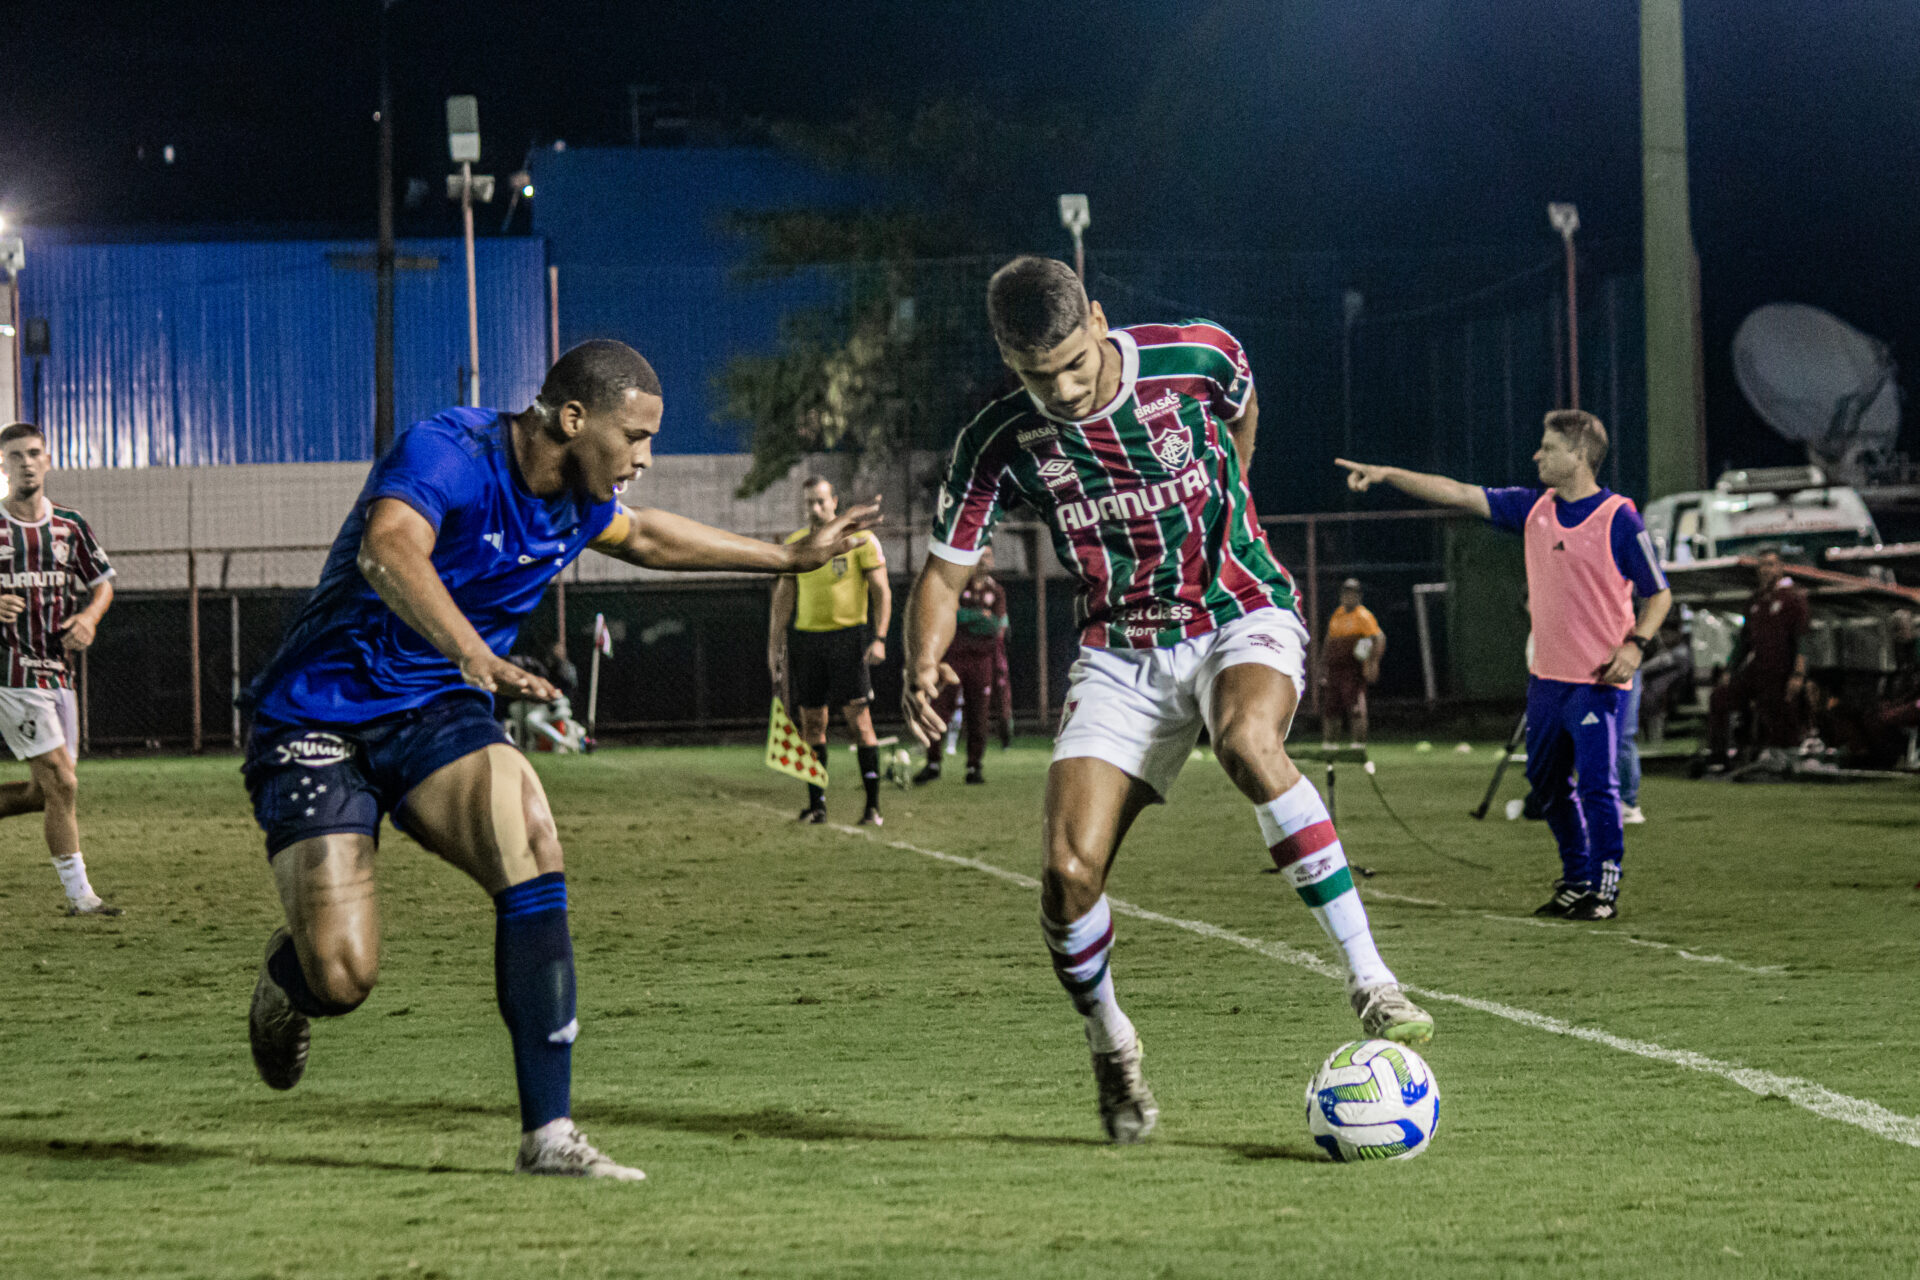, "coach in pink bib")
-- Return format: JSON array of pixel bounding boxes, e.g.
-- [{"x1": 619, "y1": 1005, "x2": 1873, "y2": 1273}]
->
[{"x1": 1338, "y1": 410, "x2": 1672, "y2": 919}]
